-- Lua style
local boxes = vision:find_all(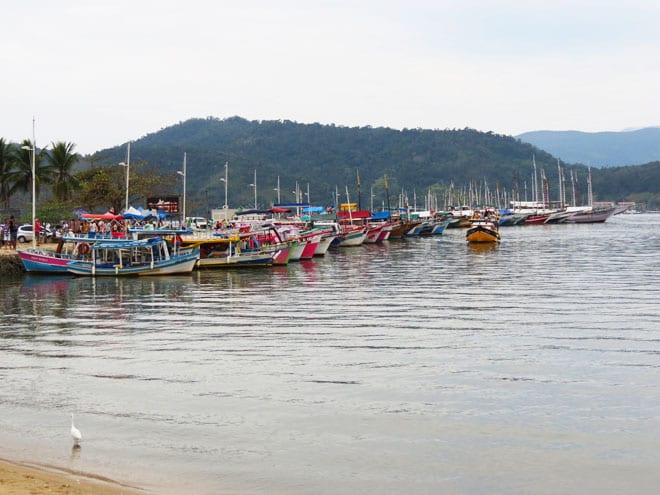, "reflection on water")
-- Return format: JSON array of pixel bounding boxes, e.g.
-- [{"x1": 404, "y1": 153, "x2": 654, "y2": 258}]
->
[{"x1": 1, "y1": 215, "x2": 659, "y2": 495}]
